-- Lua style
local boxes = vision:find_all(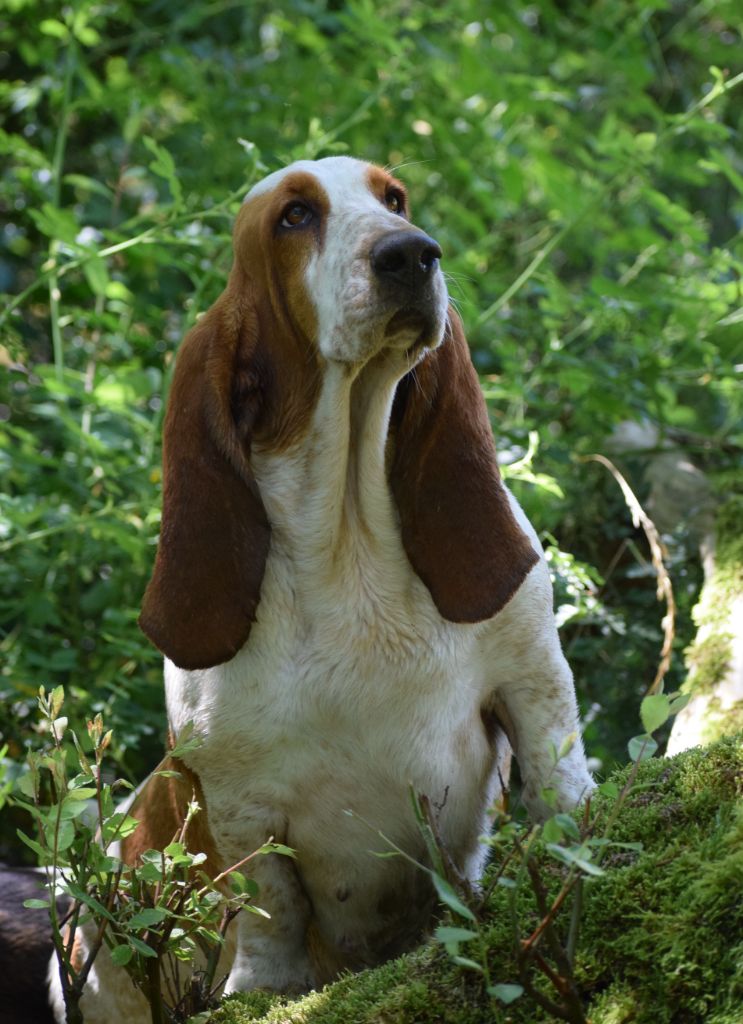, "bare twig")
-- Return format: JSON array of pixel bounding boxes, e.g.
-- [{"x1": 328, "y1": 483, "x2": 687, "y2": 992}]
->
[{"x1": 580, "y1": 453, "x2": 676, "y2": 694}]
